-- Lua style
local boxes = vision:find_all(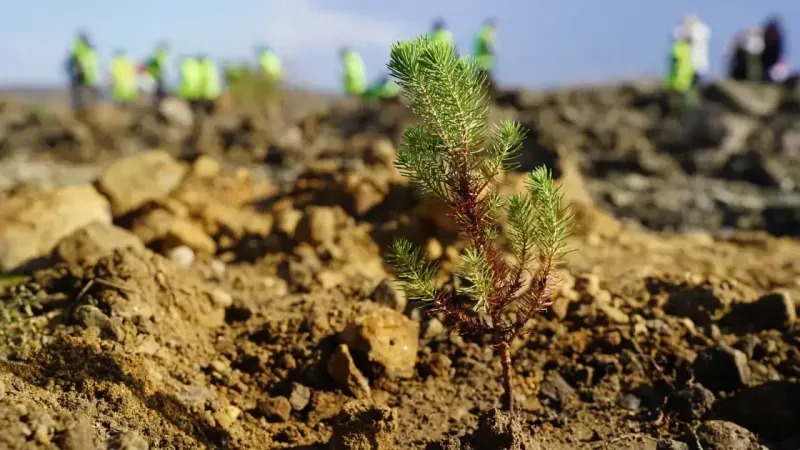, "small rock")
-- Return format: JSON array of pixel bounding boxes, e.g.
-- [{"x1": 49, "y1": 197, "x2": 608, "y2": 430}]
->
[
  {"x1": 693, "y1": 344, "x2": 752, "y2": 392},
  {"x1": 34, "y1": 423, "x2": 51, "y2": 444},
  {"x1": 0, "y1": 184, "x2": 111, "y2": 271},
  {"x1": 330, "y1": 400, "x2": 398, "y2": 450},
  {"x1": 164, "y1": 220, "x2": 216, "y2": 255},
  {"x1": 55, "y1": 222, "x2": 143, "y2": 266},
  {"x1": 327, "y1": 344, "x2": 371, "y2": 399},
  {"x1": 574, "y1": 273, "x2": 601, "y2": 296},
  {"x1": 599, "y1": 303, "x2": 630, "y2": 324},
  {"x1": 737, "y1": 292, "x2": 795, "y2": 331},
  {"x1": 213, "y1": 405, "x2": 241, "y2": 430},
  {"x1": 422, "y1": 318, "x2": 445, "y2": 340},
  {"x1": 61, "y1": 415, "x2": 97, "y2": 450},
  {"x1": 664, "y1": 286, "x2": 726, "y2": 326},
  {"x1": 295, "y1": 206, "x2": 337, "y2": 245},
  {"x1": 695, "y1": 420, "x2": 767, "y2": 450},
  {"x1": 617, "y1": 393, "x2": 641, "y2": 411},
  {"x1": 425, "y1": 238, "x2": 444, "y2": 260},
  {"x1": 98, "y1": 150, "x2": 187, "y2": 217},
  {"x1": 538, "y1": 371, "x2": 576, "y2": 410},
  {"x1": 257, "y1": 396, "x2": 291, "y2": 422},
  {"x1": 275, "y1": 208, "x2": 303, "y2": 236},
  {"x1": 550, "y1": 296, "x2": 572, "y2": 321},
  {"x1": 339, "y1": 308, "x2": 420, "y2": 379},
  {"x1": 106, "y1": 431, "x2": 149, "y2": 450},
  {"x1": 191, "y1": 155, "x2": 221, "y2": 178},
  {"x1": 158, "y1": 97, "x2": 194, "y2": 128},
  {"x1": 371, "y1": 279, "x2": 407, "y2": 312},
  {"x1": 209, "y1": 259, "x2": 226, "y2": 279},
  {"x1": 289, "y1": 383, "x2": 312, "y2": 411},
  {"x1": 73, "y1": 305, "x2": 118, "y2": 341},
  {"x1": 366, "y1": 139, "x2": 396, "y2": 166},
  {"x1": 167, "y1": 245, "x2": 195, "y2": 266},
  {"x1": 73, "y1": 304, "x2": 108, "y2": 328},
  {"x1": 210, "y1": 289, "x2": 233, "y2": 308},
  {"x1": 665, "y1": 384, "x2": 716, "y2": 421}
]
